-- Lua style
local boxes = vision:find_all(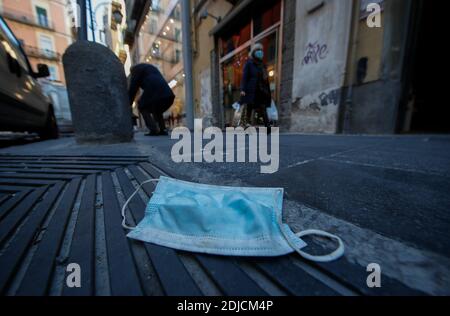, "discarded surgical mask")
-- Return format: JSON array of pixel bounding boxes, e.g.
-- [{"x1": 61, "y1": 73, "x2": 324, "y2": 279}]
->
[{"x1": 122, "y1": 176, "x2": 344, "y2": 262}]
